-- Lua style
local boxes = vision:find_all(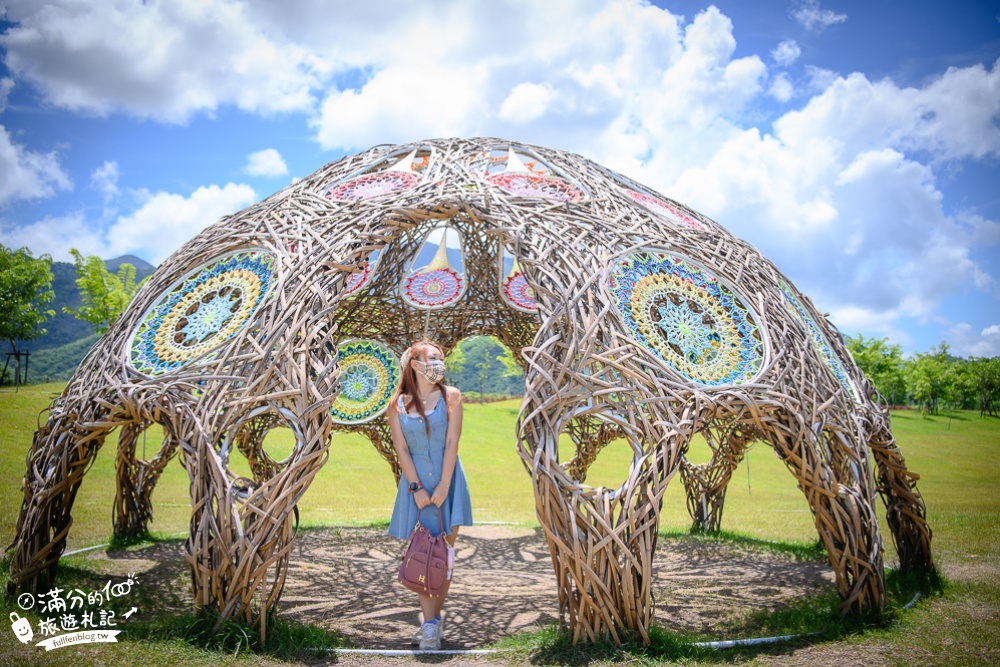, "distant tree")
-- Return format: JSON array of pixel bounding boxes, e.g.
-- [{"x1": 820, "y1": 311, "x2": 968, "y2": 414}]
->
[
  {"x1": 846, "y1": 334, "x2": 906, "y2": 405},
  {"x1": 0, "y1": 244, "x2": 55, "y2": 386},
  {"x1": 970, "y1": 357, "x2": 1000, "y2": 417},
  {"x1": 495, "y1": 343, "x2": 524, "y2": 385},
  {"x1": 905, "y1": 343, "x2": 954, "y2": 414},
  {"x1": 949, "y1": 359, "x2": 980, "y2": 411},
  {"x1": 445, "y1": 342, "x2": 466, "y2": 380},
  {"x1": 446, "y1": 335, "x2": 524, "y2": 401},
  {"x1": 63, "y1": 249, "x2": 145, "y2": 334}
]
